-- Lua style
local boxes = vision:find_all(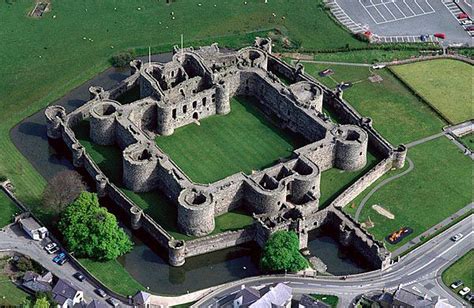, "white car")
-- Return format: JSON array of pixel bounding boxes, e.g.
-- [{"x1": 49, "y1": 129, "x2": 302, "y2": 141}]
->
[
  {"x1": 461, "y1": 19, "x2": 472, "y2": 25},
  {"x1": 459, "y1": 287, "x2": 471, "y2": 296},
  {"x1": 44, "y1": 242, "x2": 59, "y2": 254},
  {"x1": 451, "y1": 233, "x2": 463, "y2": 242},
  {"x1": 372, "y1": 64, "x2": 386, "y2": 69}
]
